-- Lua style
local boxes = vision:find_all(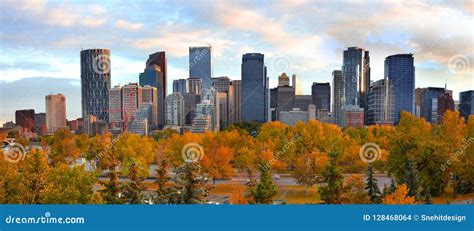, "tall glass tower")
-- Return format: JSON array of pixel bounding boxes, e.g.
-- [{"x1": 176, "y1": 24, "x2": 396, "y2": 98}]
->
[
  {"x1": 189, "y1": 46, "x2": 213, "y2": 89},
  {"x1": 241, "y1": 53, "x2": 268, "y2": 123},
  {"x1": 80, "y1": 48, "x2": 111, "y2": 121},
  {"x1": 385, "y1": 54, "x2": 415, "y2": 123},
  {"x1": 342, "y1": 47, "x2": 370, "y2": 124}
]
